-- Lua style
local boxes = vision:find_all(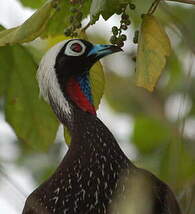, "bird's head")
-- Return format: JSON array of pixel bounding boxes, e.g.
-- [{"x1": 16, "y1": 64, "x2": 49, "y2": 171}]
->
[{"x1": 37, "y1": 39, "x2": 122, "y2": 120}]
